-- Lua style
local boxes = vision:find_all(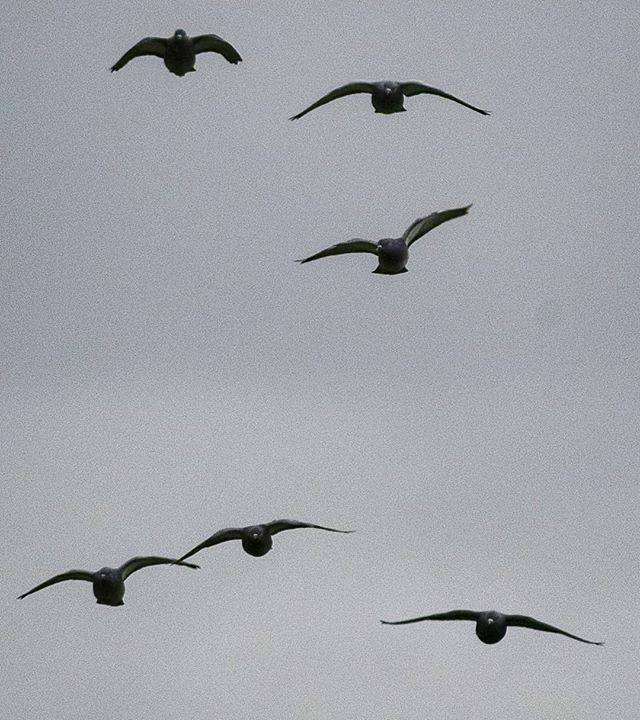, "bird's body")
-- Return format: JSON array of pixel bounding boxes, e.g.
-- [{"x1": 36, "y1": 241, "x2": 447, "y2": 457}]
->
[
  {"x1": 176, "y1": 519, "x2": 353, "y2": 562},
  {"x1": 110, "y1": 29, "x2": 242, "y2": 76},
  {"x1": 18, "y1": 556, "x2": 199, "y2": 606},
  {"x1": 381, "y1": 608, "x2": 603, "y2": 646},
  {"x1": 297, "y1": 205, "x2": 470, "y2": 274},
  {"x1": 290, "y1": 81, "x2": 489, "y2": 120}
]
